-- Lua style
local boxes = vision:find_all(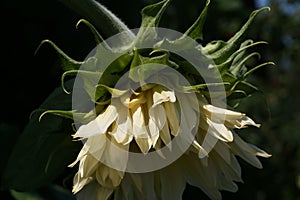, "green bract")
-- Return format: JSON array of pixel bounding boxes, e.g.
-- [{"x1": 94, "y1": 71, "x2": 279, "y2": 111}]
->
[{"x1": 1, "y1": 0, "x2": 272, "y2": 197}]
